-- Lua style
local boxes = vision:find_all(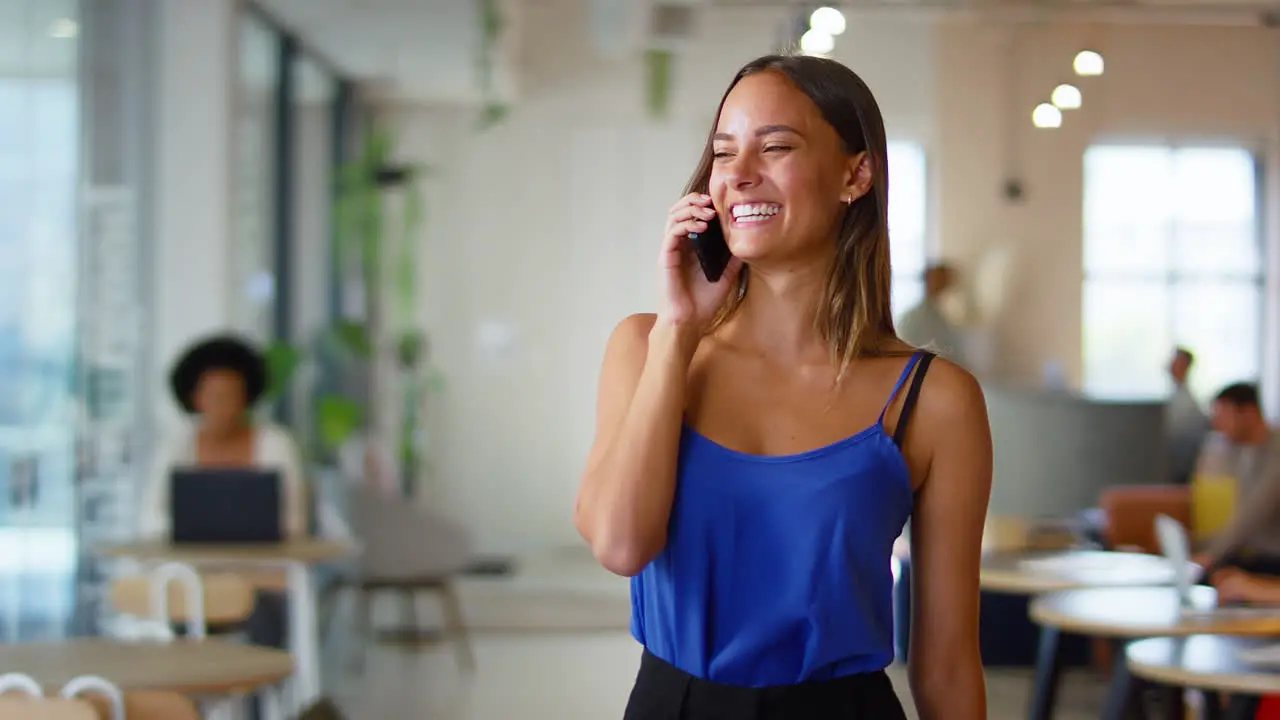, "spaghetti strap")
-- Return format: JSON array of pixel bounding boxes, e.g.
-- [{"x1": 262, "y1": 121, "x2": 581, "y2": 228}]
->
[
  {"x1": 878, "y1": 352, "x2": 924, "y2": 424},
  {"x1": 893, "y1": 352, "x2": 935, "y2": 448}
]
